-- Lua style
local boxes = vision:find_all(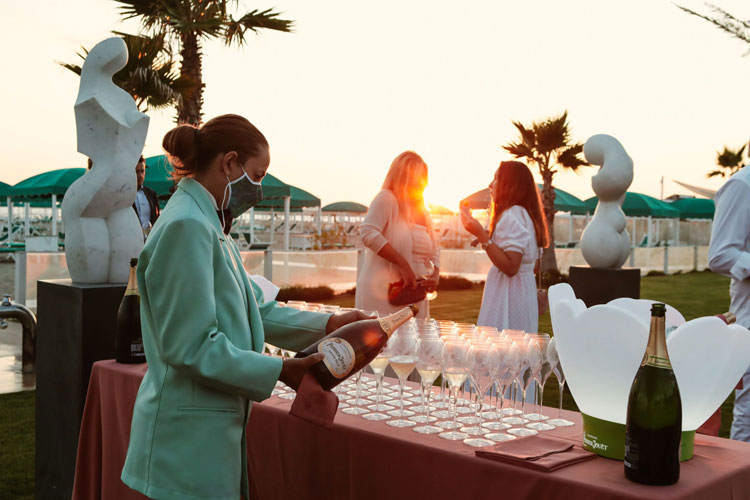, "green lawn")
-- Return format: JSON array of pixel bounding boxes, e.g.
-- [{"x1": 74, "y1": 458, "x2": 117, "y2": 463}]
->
[{"x1": 0, "y1": 271, "x2": 736, "y2": 499}]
